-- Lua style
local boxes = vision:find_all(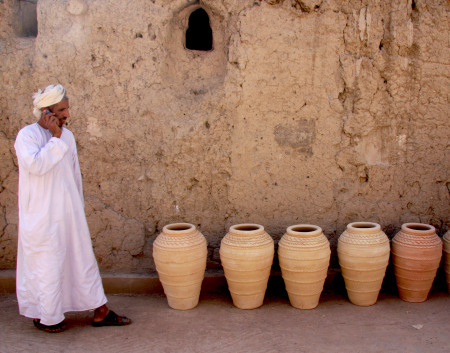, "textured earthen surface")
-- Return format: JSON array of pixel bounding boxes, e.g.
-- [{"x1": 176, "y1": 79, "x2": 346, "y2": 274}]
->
[
  {"x1": 0, "y1": 291, "x2": 449, "y2": 353},
  {"x1": 0, "y1": 0, "x2": 448, "y2": 272}
]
